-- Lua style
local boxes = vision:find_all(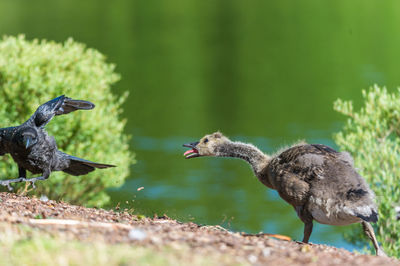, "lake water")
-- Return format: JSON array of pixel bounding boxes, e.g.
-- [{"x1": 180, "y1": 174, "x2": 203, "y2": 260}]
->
[{"x1": 2, "y1": 0, "x2": 400, "y2": 252}]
